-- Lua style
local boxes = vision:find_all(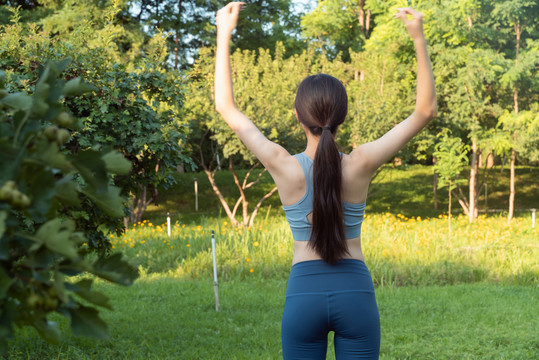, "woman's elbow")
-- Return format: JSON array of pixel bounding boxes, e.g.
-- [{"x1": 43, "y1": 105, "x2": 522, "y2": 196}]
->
[
  {"x1": 423, "y1": 101, "x2": 438, "y2": 120},
  {"x1": 429, "y1": 104, "x2": 438, "y2": 119},
  {"x1": 215, "y1": 100, "x2": 235, "y2": 116}
]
